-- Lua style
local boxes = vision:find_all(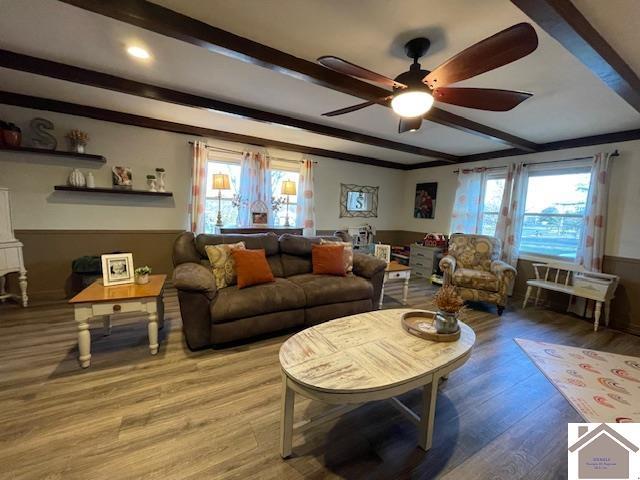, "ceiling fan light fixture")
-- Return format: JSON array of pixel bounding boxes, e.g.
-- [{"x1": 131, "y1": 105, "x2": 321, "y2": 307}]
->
[{"x1": 391, "y1": 90, "x2": 434, "y2": 118}]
